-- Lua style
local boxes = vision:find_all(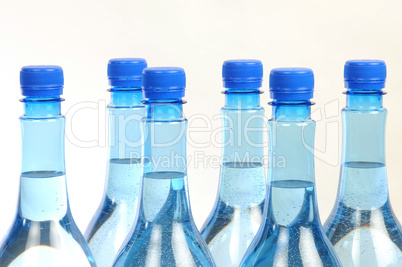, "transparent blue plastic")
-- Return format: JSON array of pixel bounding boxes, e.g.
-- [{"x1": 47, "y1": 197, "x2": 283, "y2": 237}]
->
[
  {"x1": 113, "y1": 99, "x2": 215, "y2": 266},
  {"x1": 85, "y1": 89, "x2": 145, "y2": 267},
  {"x1": 201, "y1": 89, "x2": 266, "y2": 267},
  {"x1": 324, "y1": 90, "x2": 402, "y2": 266},
  {"x1": 0, "y1": 97, "x2": 96, "y2": 266},
  {"x1": 241, "y1": 100, "x2": 341, "y2": 266}
]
